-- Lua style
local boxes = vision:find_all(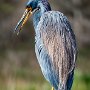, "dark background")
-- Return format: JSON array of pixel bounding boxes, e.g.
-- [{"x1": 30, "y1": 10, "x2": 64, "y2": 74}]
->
[{"x1": 0, "y1": 0, "x2": 90, "y2": 90}]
